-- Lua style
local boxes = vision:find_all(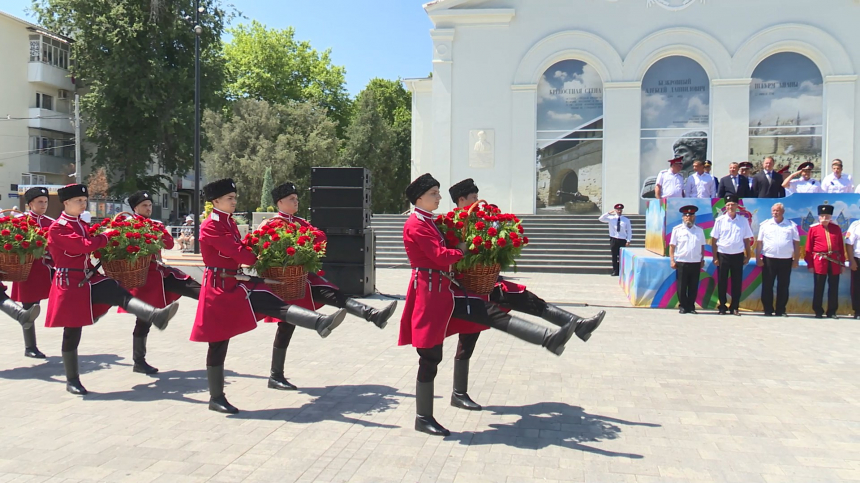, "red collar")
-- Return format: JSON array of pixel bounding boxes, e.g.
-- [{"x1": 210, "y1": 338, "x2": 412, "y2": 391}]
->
[{"x1": 60, "y1": 212, "x2": 80, "y2": 221}]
